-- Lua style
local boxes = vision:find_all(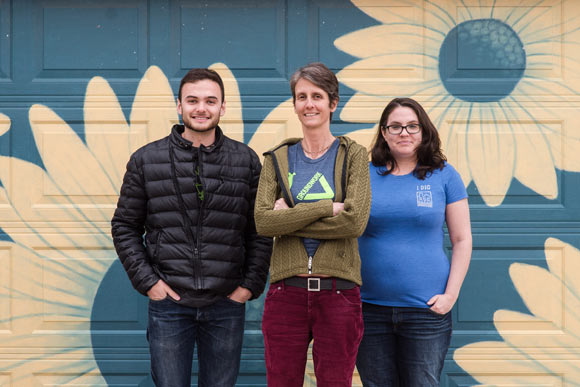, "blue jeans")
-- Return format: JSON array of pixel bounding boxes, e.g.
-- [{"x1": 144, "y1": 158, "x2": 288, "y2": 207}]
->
[
  {"x1": 147, "y1": 297, "x2": 245, "y2": 387},
  {"x1": 356, "y1": 303, "x2": 452, "y2": 387}
]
